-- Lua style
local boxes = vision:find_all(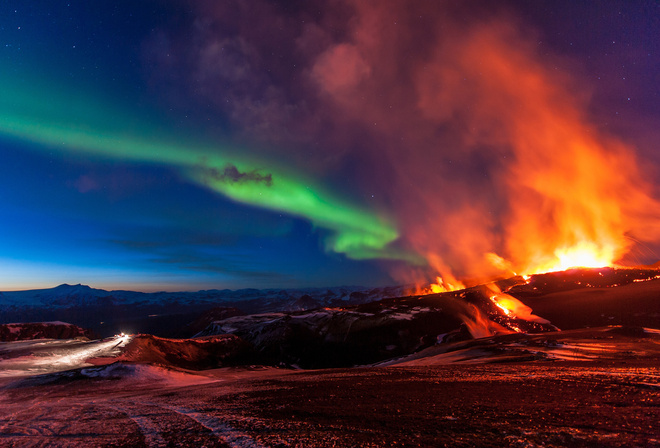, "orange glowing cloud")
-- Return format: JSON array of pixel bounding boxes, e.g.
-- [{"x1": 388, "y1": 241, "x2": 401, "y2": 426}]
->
[
  {"x1": 167, "y1": 1, "x2": 660, "y2": 286},
  {"x1": 301, "y1": 3, "x2": 660, "y2": 284},
  {"x1": 409, "y1": 18, "x2": 660, "y2": 280}
]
